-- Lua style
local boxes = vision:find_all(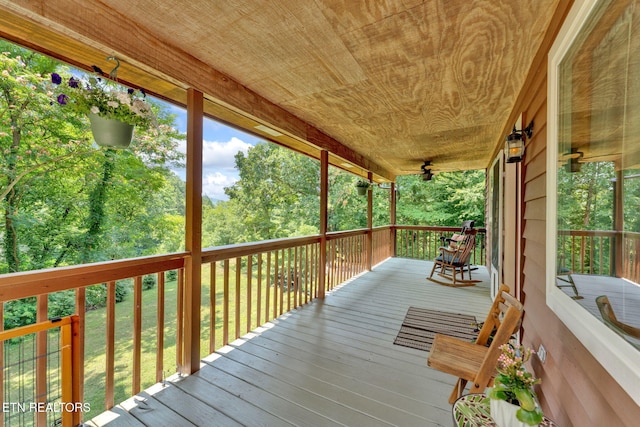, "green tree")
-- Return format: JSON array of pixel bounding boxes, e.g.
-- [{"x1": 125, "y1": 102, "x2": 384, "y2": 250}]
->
[
  {"x1": 223, "y1": 143, "x2": 319, "y2": 242},
  {"x1": 1, "y1": 43, "x2": 89, "y2": 272},
  {"x1": 0, "y1": 42, "x2": 184, "y2": 273},
  {"x1": 396, "y1": 170, "x2": 486, "y2": 226}
]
